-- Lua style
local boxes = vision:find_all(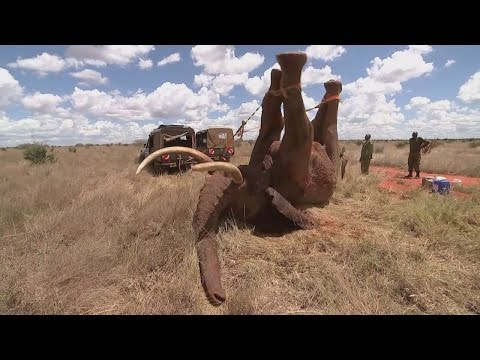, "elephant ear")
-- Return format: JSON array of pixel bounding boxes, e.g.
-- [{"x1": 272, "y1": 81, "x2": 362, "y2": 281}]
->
[{"x1": 265, "y1": 187, "x2": 315, "y2": 230}]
